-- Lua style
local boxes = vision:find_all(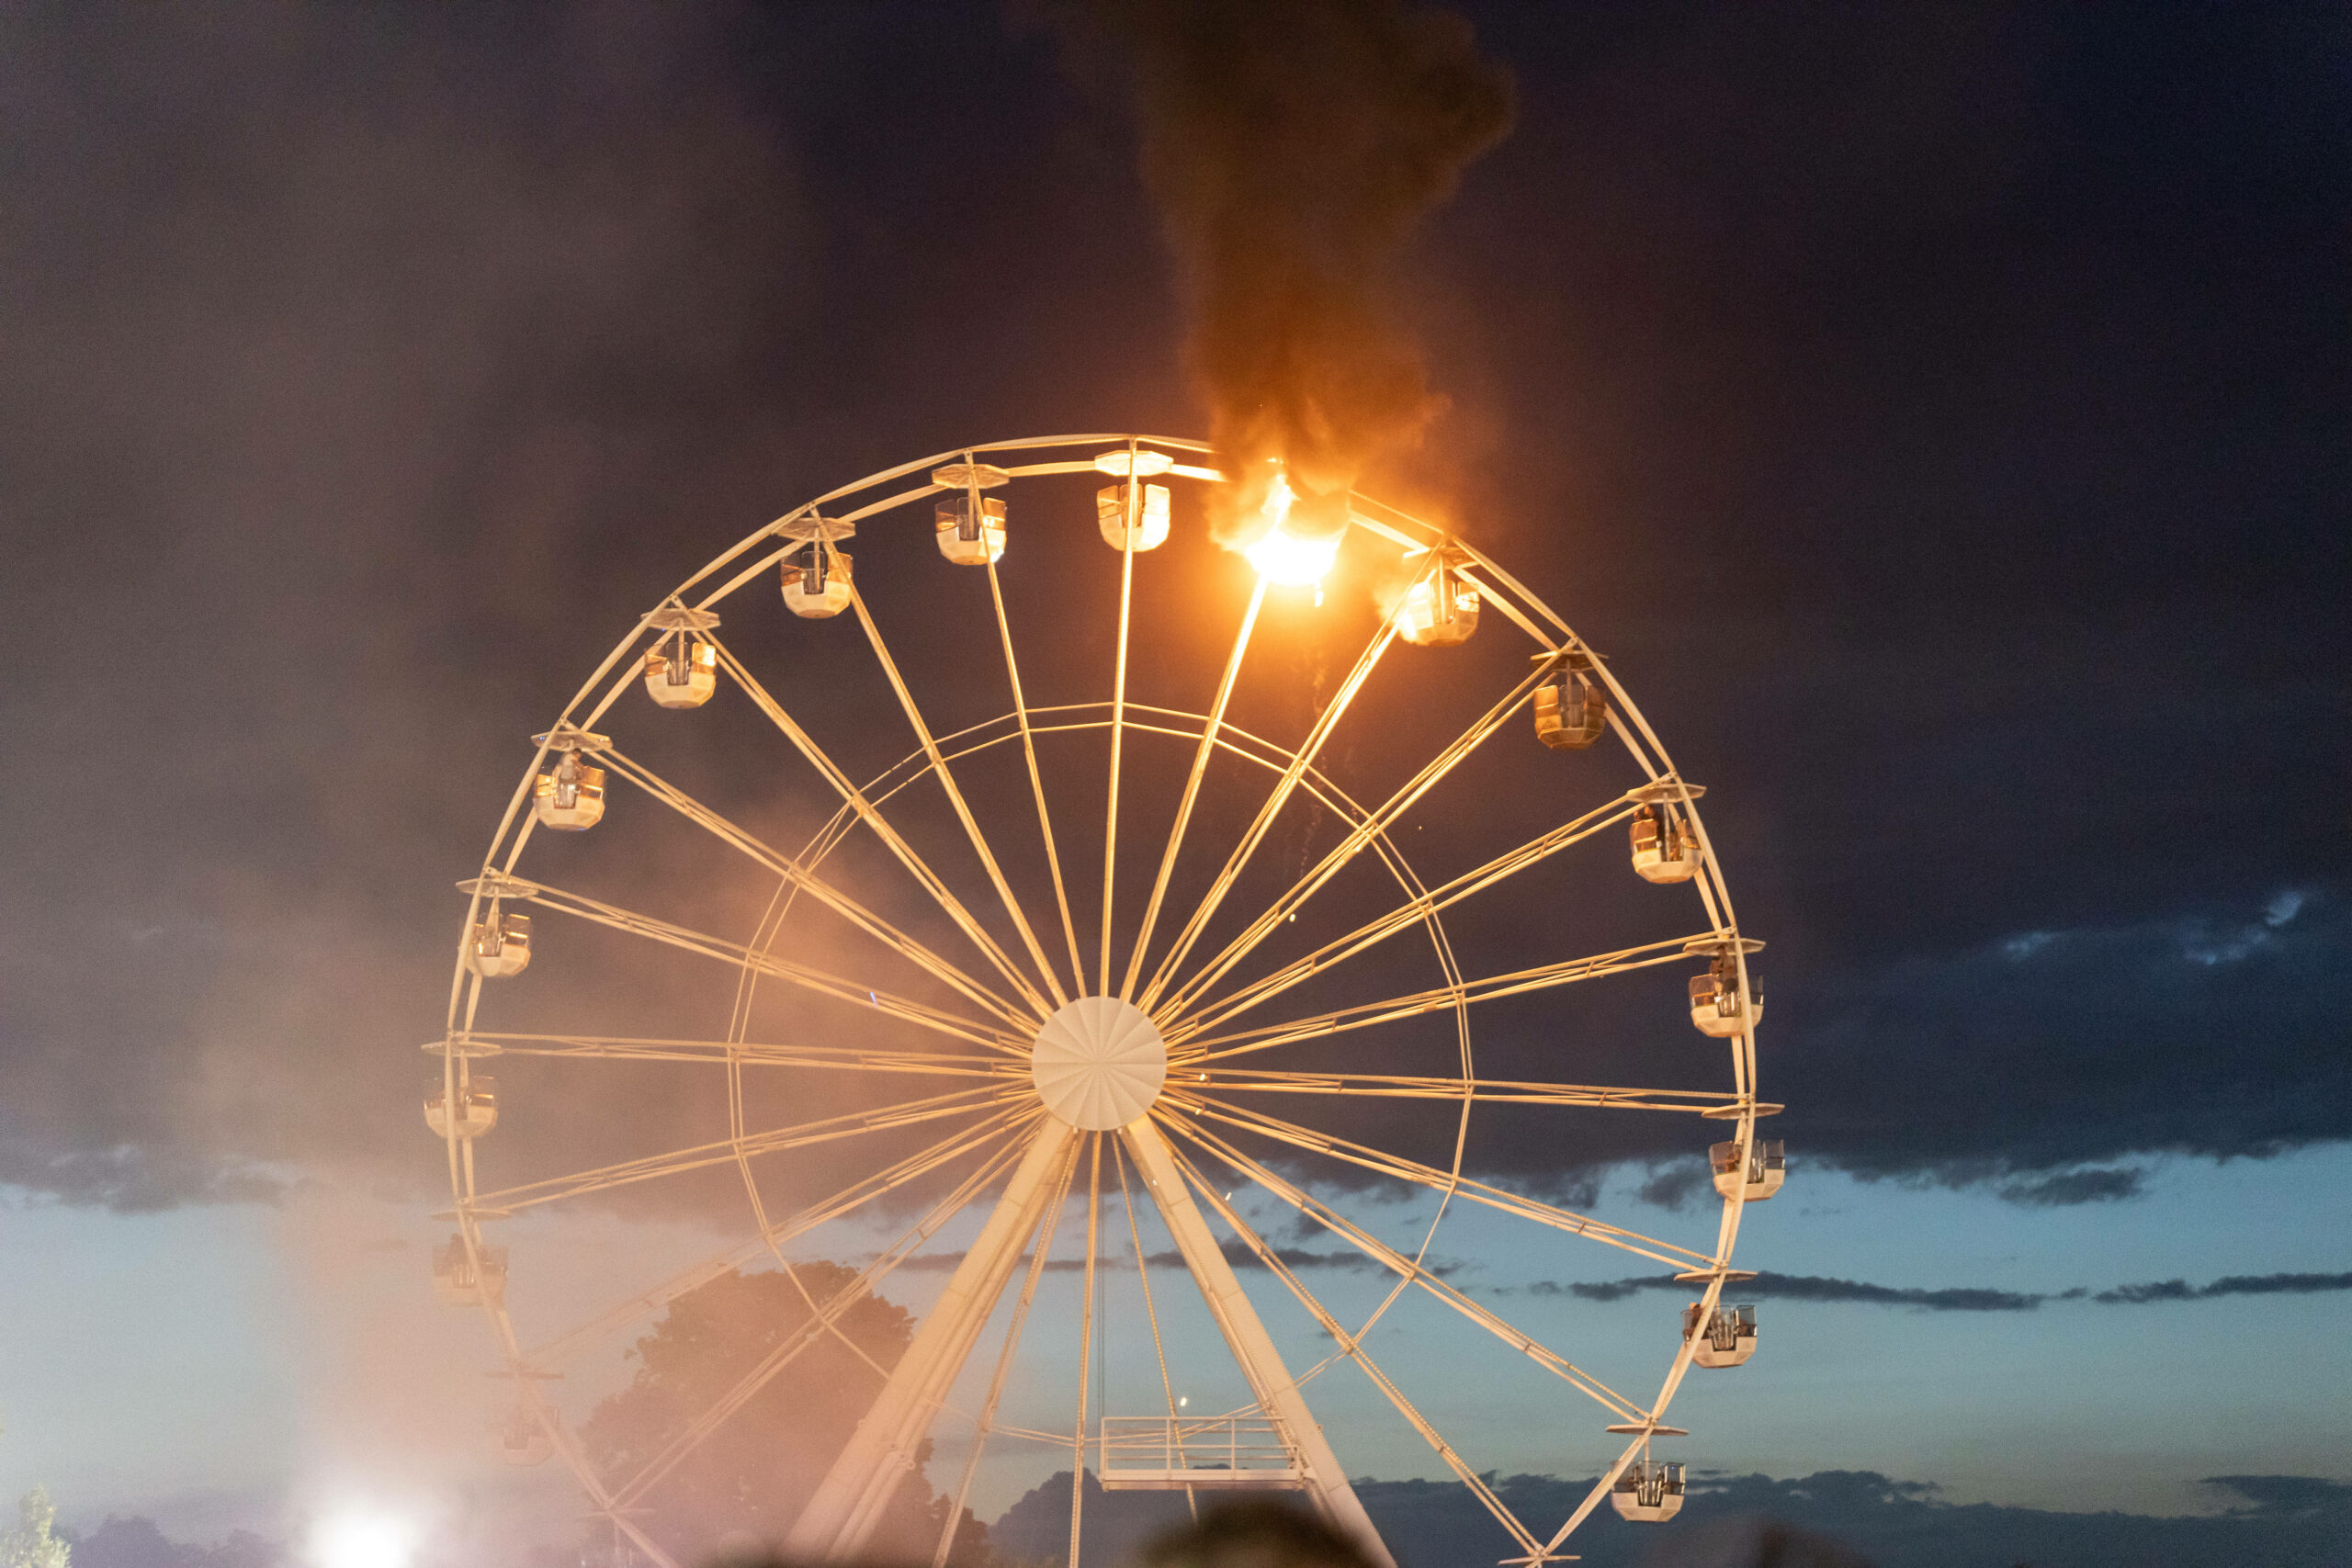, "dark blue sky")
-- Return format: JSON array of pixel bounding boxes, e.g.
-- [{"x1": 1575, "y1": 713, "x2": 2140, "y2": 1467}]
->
[{"x1": 0, "y1": 4, "x2": 2344, "y2": 1564}]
